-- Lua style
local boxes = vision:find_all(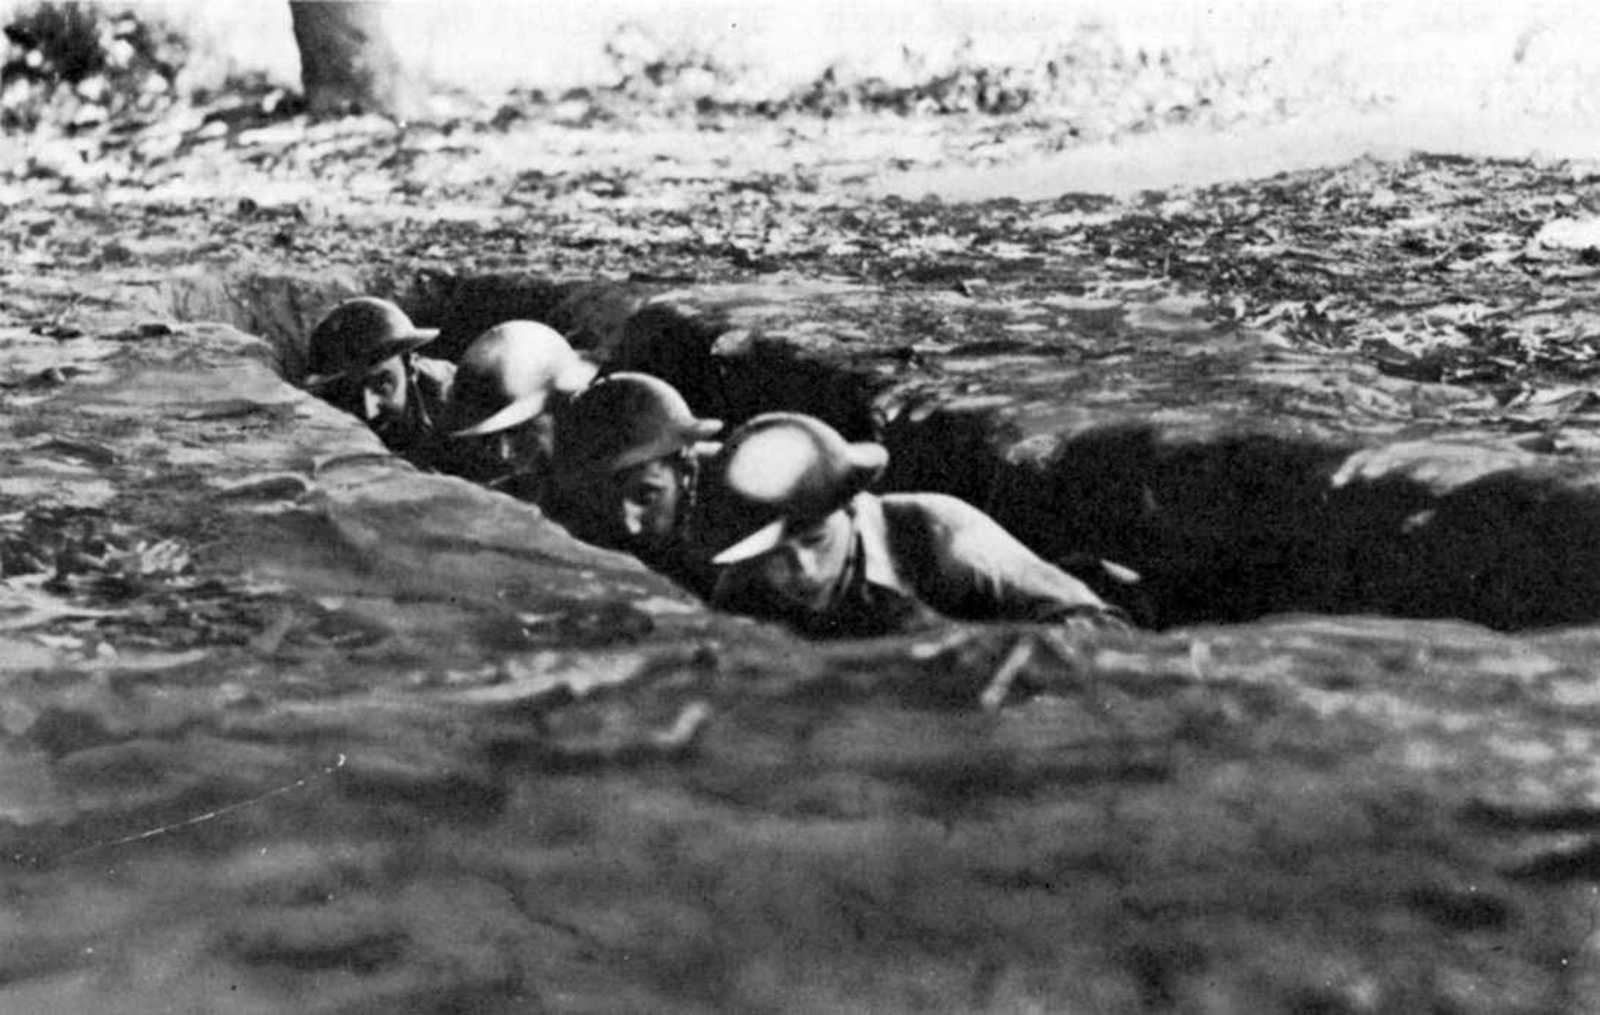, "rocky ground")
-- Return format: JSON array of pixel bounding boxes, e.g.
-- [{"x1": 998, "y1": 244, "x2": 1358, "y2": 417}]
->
[{"x1": 6, "y1": 94, "x2": 1600, "y2": 1013}]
